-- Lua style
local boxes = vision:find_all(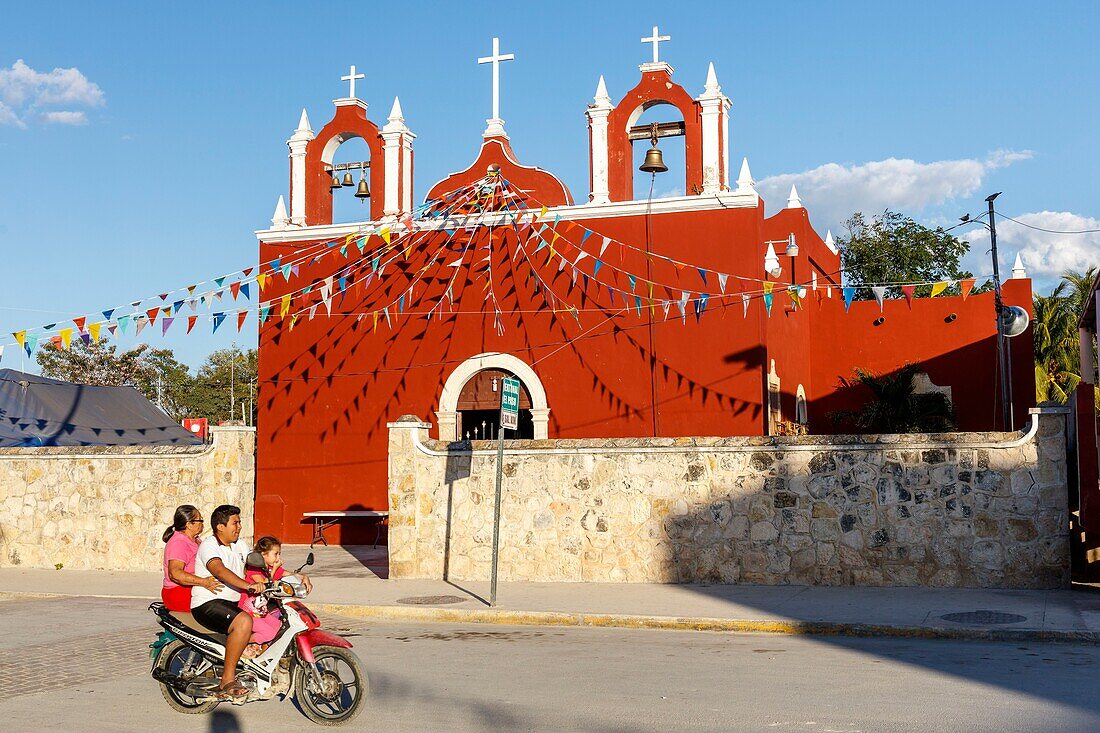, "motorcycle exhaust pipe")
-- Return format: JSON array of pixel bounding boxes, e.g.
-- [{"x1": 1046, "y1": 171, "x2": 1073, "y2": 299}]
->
[{"x1": 151, "y1": 667, "x2": 218, "y2": 699}]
